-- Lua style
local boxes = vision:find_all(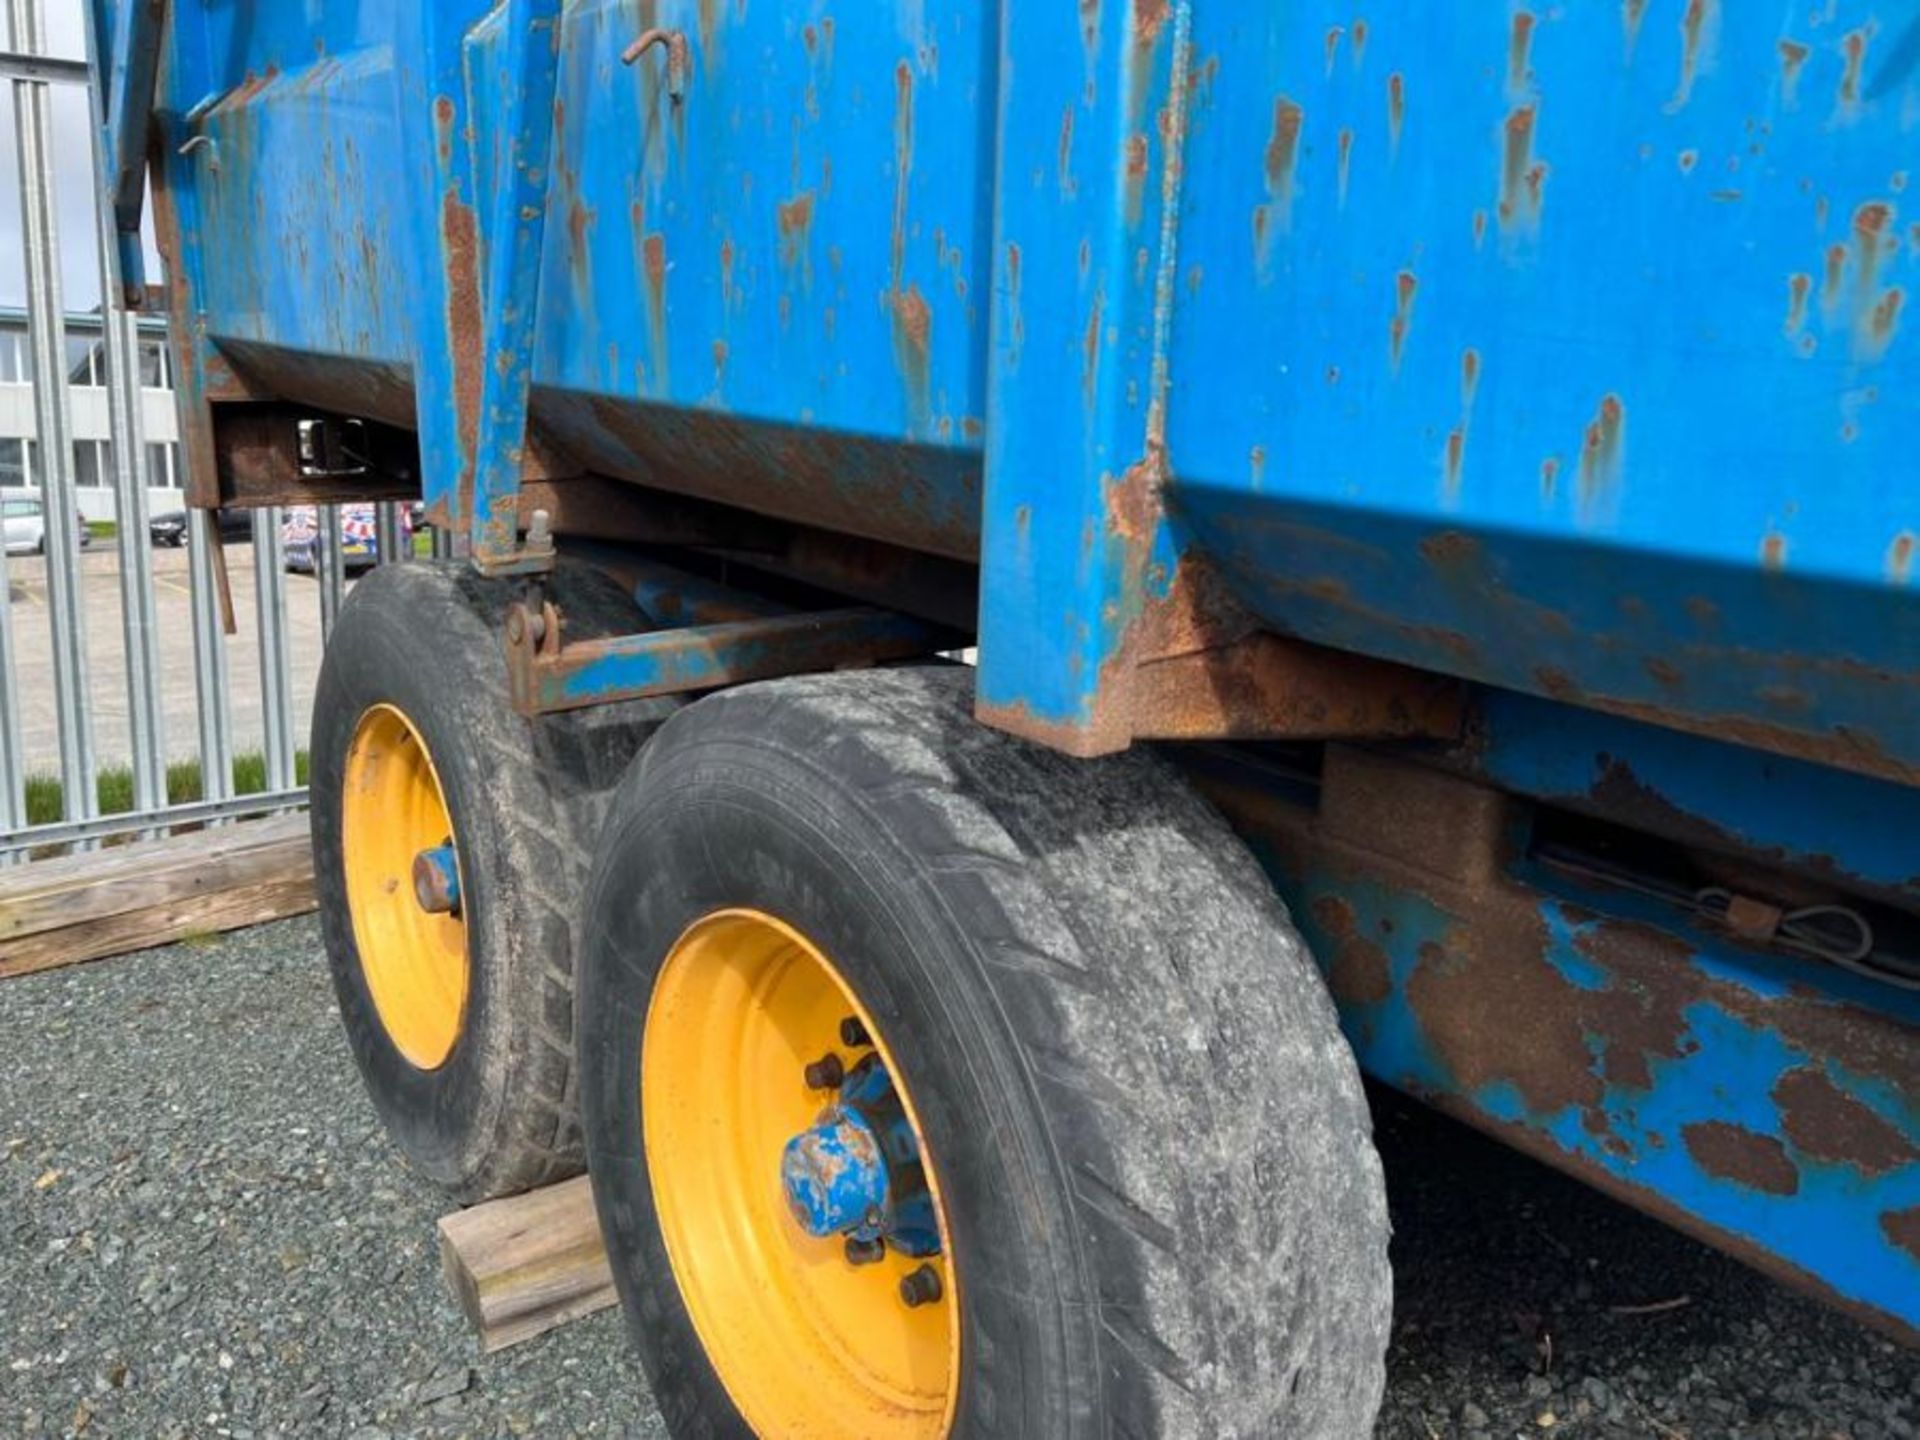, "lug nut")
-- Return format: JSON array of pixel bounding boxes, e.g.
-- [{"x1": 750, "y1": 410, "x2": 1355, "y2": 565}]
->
[
  {"x1": 803, "y1": 1053, "x2": 845, "y2": 1091},
  {"x1": 899, "y1": 1264, "x2": 943, "y2": 1308},
  {"x1": 838, "y1": 1016, "x2": 872, "y2": 1048},
  {"x1": 844, "y1": 1235, "x2": 886, "y2": 1266}
]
